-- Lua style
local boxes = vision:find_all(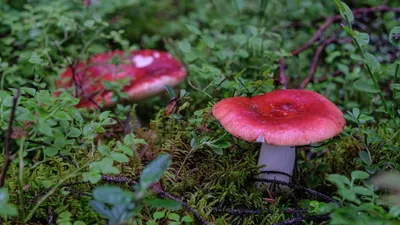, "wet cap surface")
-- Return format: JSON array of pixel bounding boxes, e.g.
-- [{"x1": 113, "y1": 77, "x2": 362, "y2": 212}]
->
[
  {"x1": 55, "y1": 50, "x2": 187, "y2": 108},
  {"x1": 212, "y1": 89, "x2": 346, "y2": 146}
]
